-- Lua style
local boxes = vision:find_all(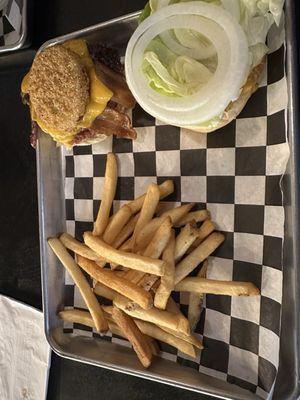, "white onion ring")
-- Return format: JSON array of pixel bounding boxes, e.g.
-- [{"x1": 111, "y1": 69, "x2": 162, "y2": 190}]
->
[{"x1": 125, "y1": 1, "x2": 249, "y2": 126}]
